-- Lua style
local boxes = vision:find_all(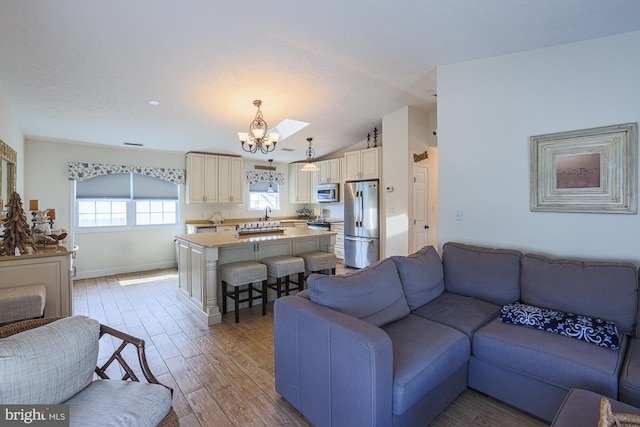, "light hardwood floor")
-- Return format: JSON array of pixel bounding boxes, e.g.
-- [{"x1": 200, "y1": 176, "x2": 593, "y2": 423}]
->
[{"x1": 72, "y1": 267, "x2": 549, "y2": 427}]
